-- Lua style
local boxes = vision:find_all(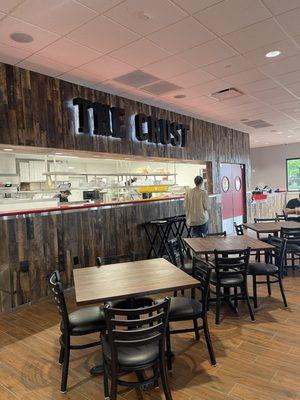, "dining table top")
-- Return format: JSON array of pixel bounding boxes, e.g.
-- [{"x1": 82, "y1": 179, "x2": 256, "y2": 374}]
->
[
  {"x1": 243, "y1": 220, "x2": 300, "y2": 234},
  {"x1": 73, "y1": 258, "x2": 200, "y2": 306},
  {"x1": 184, "y1": 235, "x2": 274, "y2": 255}
]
